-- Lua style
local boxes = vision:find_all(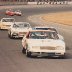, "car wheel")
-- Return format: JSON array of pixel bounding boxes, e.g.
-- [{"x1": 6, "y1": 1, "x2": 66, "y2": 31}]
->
[
  {"x1": 26, "y1": 49, "x2": 31, "y2": 57},
  {"x1": 9, "y1": 32, "x2": 13, "y2": 39},
  {"x1": 8, "y1": 33, "x2": 10, "y2": 38},
  {"x1": 59, "y1": 54, "x2": 65, "y2": 59},
  {"x1": 22, "y1": 48, "x2": 26, "y2": 54}
]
